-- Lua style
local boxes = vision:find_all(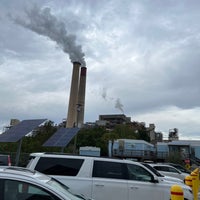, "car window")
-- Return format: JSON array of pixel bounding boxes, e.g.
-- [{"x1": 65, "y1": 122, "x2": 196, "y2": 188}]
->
[
  {"x1": 153, "y1": 166, "x2": 179, "y2": 173},
  {"x1": 154, "y1": 166, "x2": 168, "y2": 172},
  {"x1": 92, "y1": 160, "x2": 127, "y2": 180},
  {"x1": 127, "y1": 164, "x2": 153, "y2": 182},
  {"x1": 172, "y1": 165, "x2": 189, "y2": 173},
  {"x1": 167, "y1": 166, "x2": 179, "y2": 173},
  {"x1": 35, "y1": 157, "x2": 84, "y2": 176},
  {"x1": 142, "y1": 163, "x2": 163, "y2": 177},
  {"x1": 4, "y1": 179, "x2": 60, "y2": 200}
]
